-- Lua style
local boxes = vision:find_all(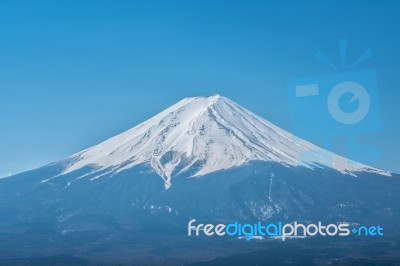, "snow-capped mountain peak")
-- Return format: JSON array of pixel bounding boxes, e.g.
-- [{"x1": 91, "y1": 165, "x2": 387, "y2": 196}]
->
[{"x1": 58, "y1": 95, "x2": 390, "y2": 188}]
